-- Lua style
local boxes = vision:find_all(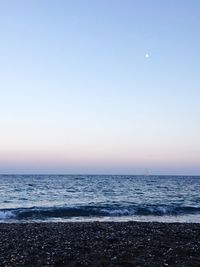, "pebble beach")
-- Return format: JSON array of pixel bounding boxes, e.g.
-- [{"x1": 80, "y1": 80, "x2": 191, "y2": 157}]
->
[{"x1": 0, "y1": 221, "x2": 200, "y2": 266}]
